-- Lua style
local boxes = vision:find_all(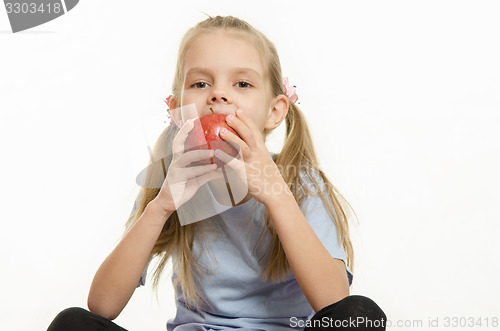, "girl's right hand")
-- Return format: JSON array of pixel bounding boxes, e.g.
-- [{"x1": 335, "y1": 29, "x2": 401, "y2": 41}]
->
[{"x1": 153, "y1": 119, "x2": 224, "y2": 214}]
